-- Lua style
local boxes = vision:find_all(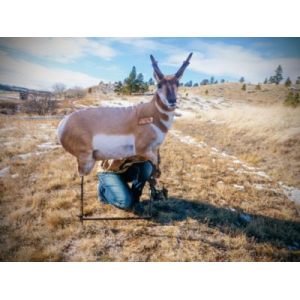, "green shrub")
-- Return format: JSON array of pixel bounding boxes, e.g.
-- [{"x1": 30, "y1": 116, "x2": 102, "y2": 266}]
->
[
  {"x1": 255, "y1": 84, "x2": 261, "y2": 90},
  {"x1": 284, "y1": 92, "x2": 300, "y2": 107},
  {"x1": 241, "y1": 84, "x2": 246, "y2": 91},
  {"x1": 205, "y1": 90, "x2": 208, "y2": 95}
]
